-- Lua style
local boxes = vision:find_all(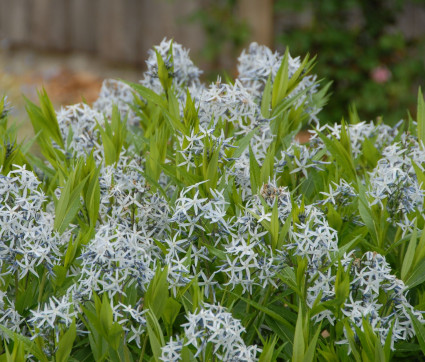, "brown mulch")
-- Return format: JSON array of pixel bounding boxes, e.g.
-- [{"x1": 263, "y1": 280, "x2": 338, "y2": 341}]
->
[
  {"x1": 295, "y1": 129, "x2": 311, "y2": 144},
  {"x1": 41, "y1": 68, "x2": 103, "y2": 105}
]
